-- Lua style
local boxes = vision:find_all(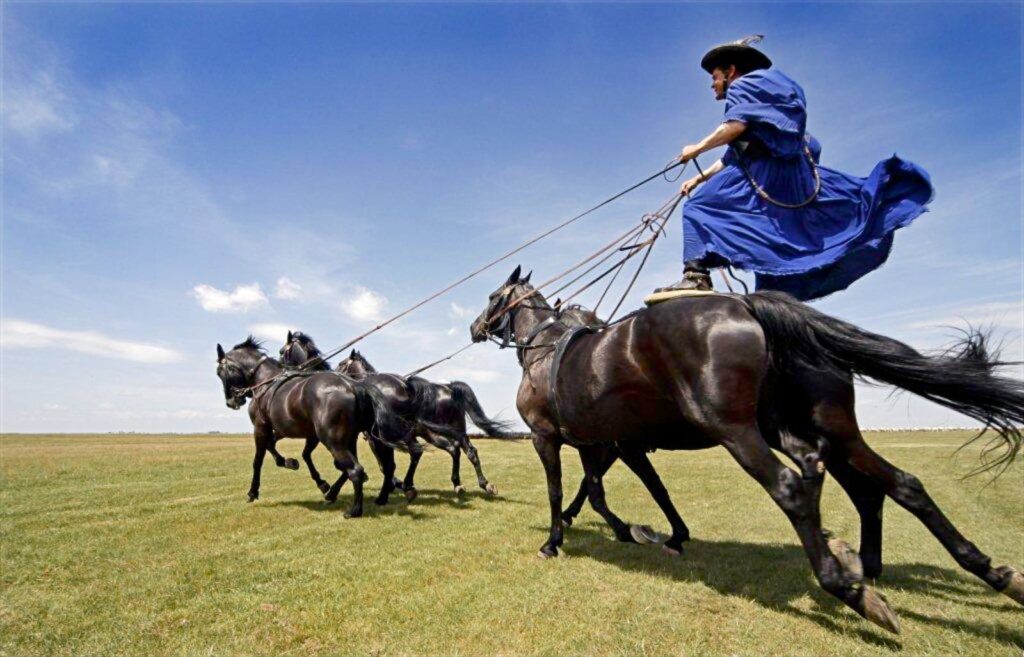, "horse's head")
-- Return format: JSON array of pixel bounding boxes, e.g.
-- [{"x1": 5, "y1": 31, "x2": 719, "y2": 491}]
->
[
  {"x1": 216, "y1": 336, "x2": 267, "y2": 409},
  {"x1": 279, "y1": 330, "x2": 324, "y2": 369},
  {"x1": 336, "y1": 349, "x2": 376, "y2": 378},
  {"x1": 470, "y1": 265, "x2": 543, "y2": 344}
]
